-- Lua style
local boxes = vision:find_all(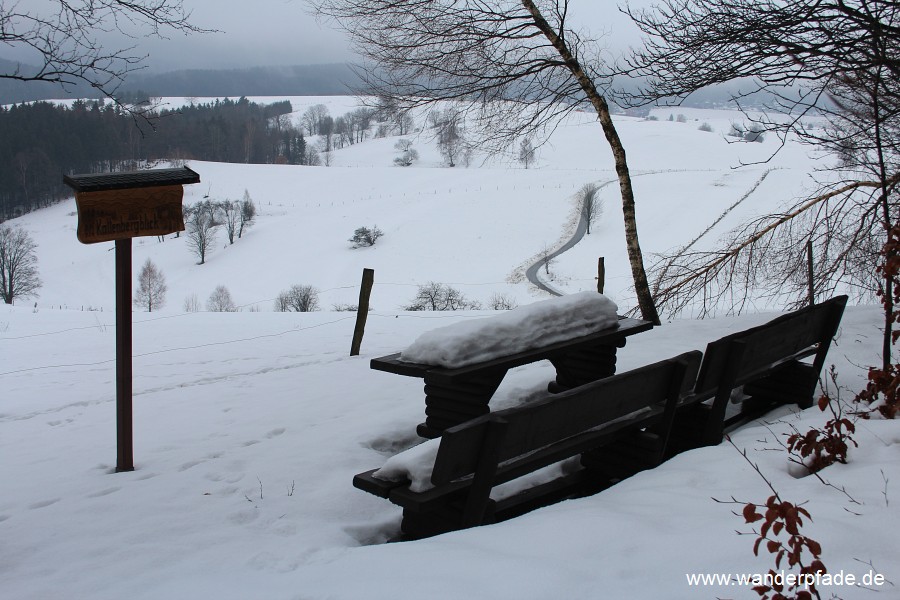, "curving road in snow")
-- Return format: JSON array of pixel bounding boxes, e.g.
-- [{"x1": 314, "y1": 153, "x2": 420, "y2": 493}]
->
[
  {"x1": 525, "y1": 169, "x2": 773, "y2": 298},
  {"x1": 525, "y1": 178, "x2": 618, "y2": 296}
]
